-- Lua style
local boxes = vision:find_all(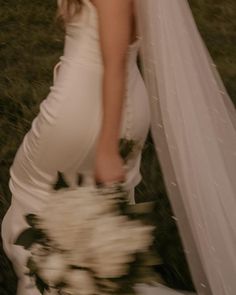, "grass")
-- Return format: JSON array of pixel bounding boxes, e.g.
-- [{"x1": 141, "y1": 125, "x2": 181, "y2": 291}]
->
[{"x1": 0, "y1": 0, "x2": 235, "y2": 294}]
